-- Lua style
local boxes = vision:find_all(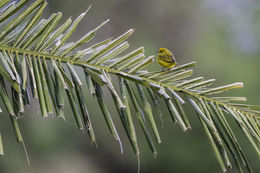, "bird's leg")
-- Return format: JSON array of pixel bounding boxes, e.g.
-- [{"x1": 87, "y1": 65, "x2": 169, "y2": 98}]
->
[{"x1": 161, "y1": 68, "x2": 170, "y2": 72}]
